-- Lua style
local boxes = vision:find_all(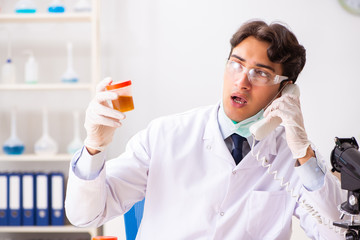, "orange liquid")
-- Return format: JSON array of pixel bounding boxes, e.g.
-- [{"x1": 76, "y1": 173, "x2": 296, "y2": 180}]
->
[{"x1": 111, "y1": 95, "x2": 134, "y2": 112}]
